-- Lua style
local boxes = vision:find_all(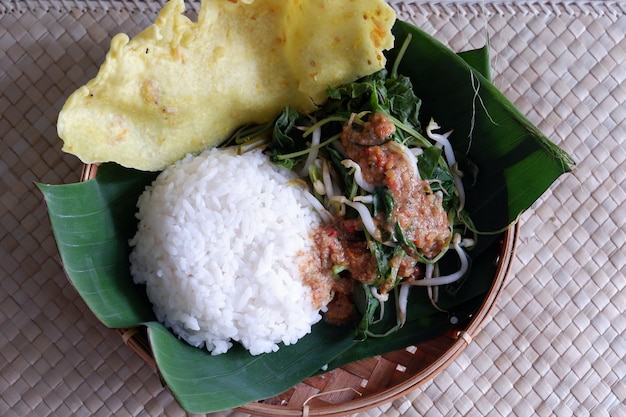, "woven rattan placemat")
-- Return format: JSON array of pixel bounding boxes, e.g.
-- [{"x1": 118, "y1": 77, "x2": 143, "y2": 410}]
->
[{"x1": 1, "y1": 1, "x2": 625, "y2": 416}]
